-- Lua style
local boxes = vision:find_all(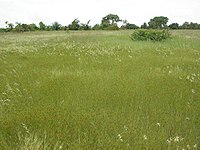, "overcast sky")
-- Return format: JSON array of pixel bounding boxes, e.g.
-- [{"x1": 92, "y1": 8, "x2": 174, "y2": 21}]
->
[{"x1": 0, "y1": 0, "x2": 200, "y2": 27}]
